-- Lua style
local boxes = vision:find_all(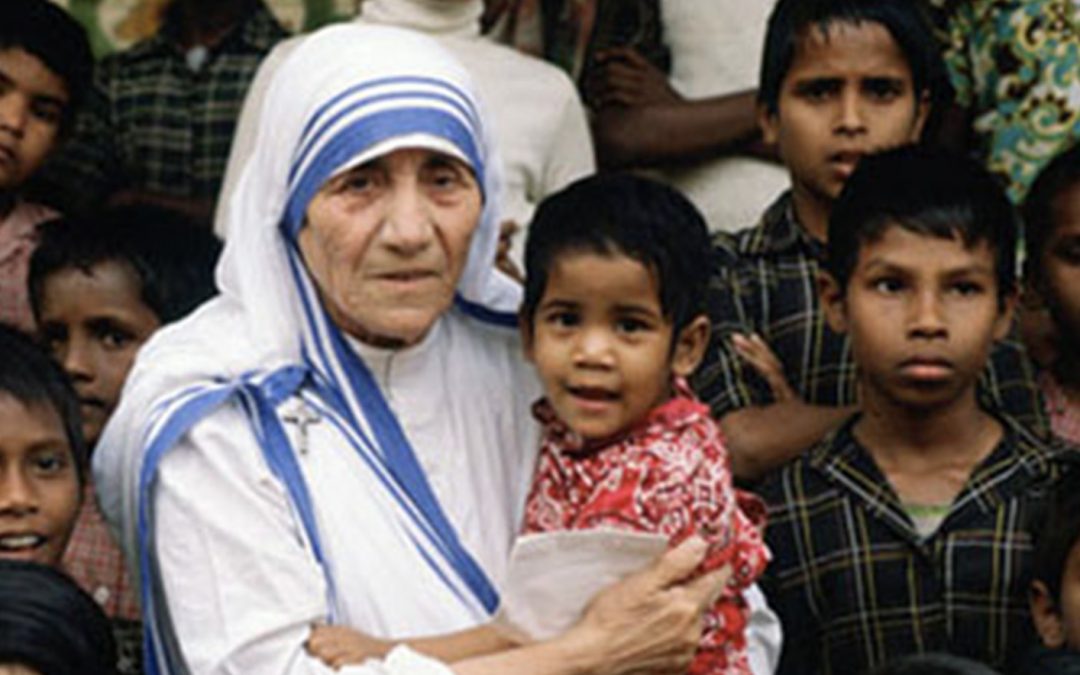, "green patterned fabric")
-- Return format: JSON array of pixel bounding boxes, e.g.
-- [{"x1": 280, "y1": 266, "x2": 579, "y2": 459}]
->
[{"x1": 944, "y1": 0, "x2": 1080, "y2": 202}]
